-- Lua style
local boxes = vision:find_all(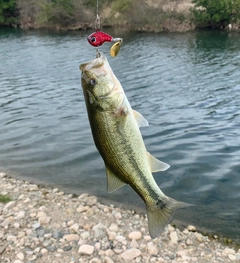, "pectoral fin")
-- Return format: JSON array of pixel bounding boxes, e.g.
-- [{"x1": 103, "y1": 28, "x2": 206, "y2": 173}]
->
[
  {"x1": 106, "y1": 165, "x2": 126, "y2": 193},
  {"x1": 147, "y1": 152, "x2": 170, "y2": 172},
  {"x1": 133, "y1": 110, "x2": 149, "y2": 127}
]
